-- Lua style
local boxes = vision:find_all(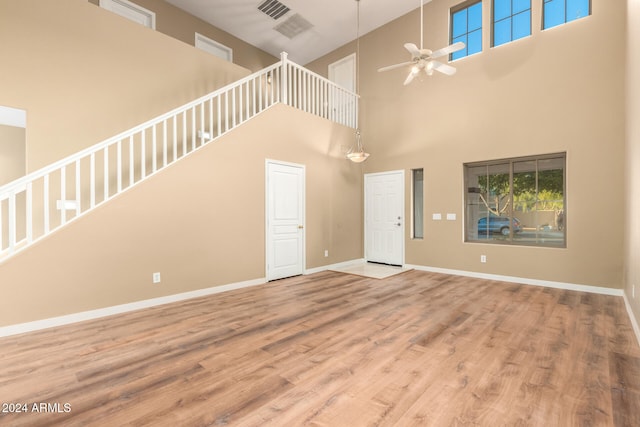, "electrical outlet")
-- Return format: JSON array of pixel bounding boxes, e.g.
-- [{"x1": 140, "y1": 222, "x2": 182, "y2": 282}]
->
[
  {"x1": 153, "y1": 272, "x2": 161, "y2": 284},
  {"x1": 480, "y1": 255, "x2": 487, "y2": 263},
  {"x1": 324, "y1": 250, "x2": 329, "y2": 257}
]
